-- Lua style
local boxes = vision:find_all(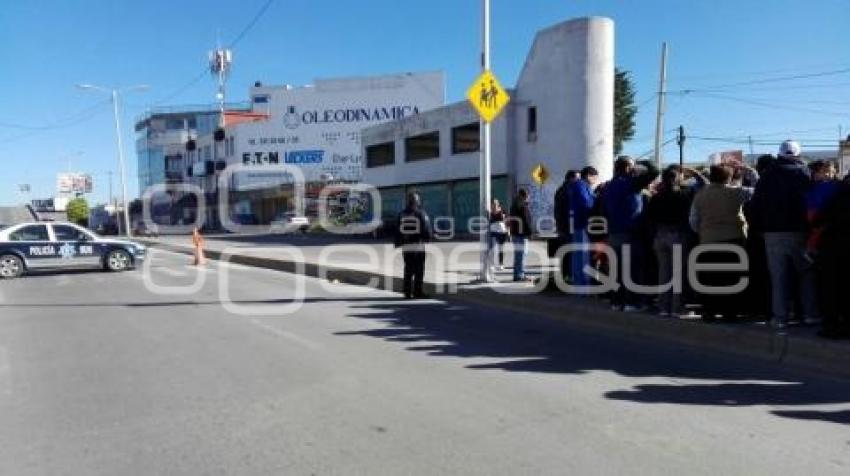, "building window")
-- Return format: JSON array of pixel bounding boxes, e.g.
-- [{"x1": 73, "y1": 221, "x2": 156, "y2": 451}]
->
[
  {"x1": 527, "y1": 106, "x2": 537, "y2": 142},
  {"x1": 166, "y1": 118, "x2": 185, "y2": 130},
  {"x1": 253, "y1": 95, "x2": 270, "y2": 104},
  {"x1": 451, "y1": 122, "x2": 480, "y2": 154},
  {"x1": 204, "y1": 145, "x2": 211, "y2": 161},
  {"x1": 405, "y1": 131, "x2": 440, "y2": 162},
  {"x1": 366, "y1": 142, "x2": 395, "y2": 168}
]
